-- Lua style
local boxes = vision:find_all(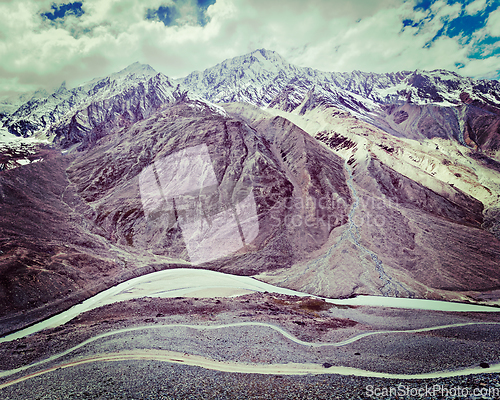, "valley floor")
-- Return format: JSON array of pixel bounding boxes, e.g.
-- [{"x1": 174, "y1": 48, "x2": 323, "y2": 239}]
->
[
  {"x1": 1, "y1": 292, "x2": 500, "y2": 399},
  {"x1": 2, "y1": 359, "x2": 500, "y2": 400}
]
